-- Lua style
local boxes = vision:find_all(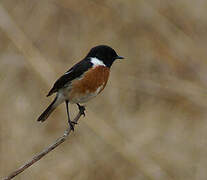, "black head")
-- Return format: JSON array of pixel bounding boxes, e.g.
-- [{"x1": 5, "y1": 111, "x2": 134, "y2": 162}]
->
[{"x1": 86, "y1": 45, "x2": 124, "y2": 67}]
